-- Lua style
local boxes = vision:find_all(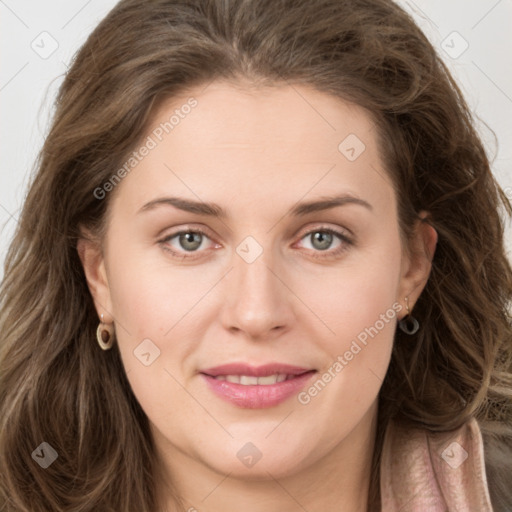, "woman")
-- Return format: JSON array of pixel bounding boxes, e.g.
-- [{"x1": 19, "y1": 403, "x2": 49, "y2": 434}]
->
[{"x1": 1, "y1": 0, "x2": 511, "y2": 510}]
